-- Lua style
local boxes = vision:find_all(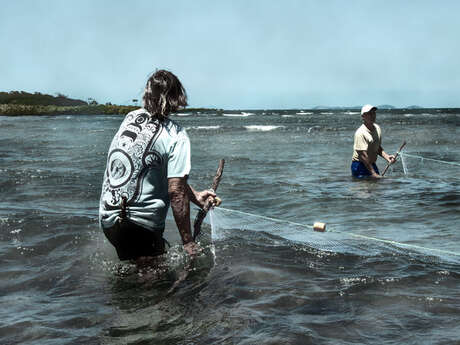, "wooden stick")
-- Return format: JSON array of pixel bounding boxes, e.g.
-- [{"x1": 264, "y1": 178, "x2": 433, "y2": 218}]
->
[
  {"x1": 382, "y1": 141, "x2": 406, "y2": 176},
  {"x1": 193, "y1": 159, "x2": 225, "y2": 241}
]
